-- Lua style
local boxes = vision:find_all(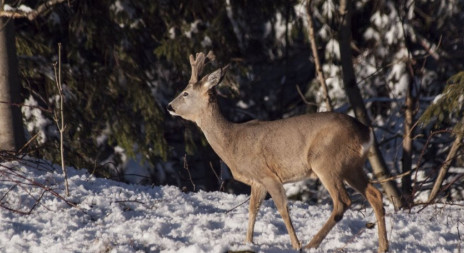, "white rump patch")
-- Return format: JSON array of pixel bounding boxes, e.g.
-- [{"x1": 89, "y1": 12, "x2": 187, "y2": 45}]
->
[{"x1": 360, "y1": 130, "x2": 374, "y2": 156}]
